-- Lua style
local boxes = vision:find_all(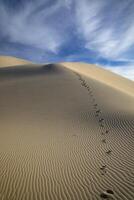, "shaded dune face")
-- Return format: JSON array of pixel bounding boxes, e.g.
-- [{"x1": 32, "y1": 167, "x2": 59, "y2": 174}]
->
[{"x1": 0, "y1": 64, "x2": 134, "y2": 200}]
